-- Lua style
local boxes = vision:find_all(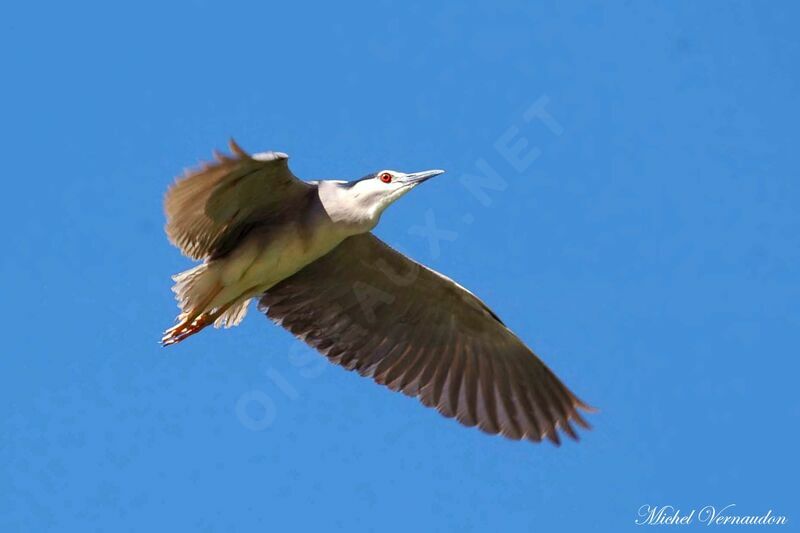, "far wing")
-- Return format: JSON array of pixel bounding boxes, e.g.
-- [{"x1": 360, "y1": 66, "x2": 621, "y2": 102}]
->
[{"x1": 164, "y1": 139, "x2": 312, "y2": 259}]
